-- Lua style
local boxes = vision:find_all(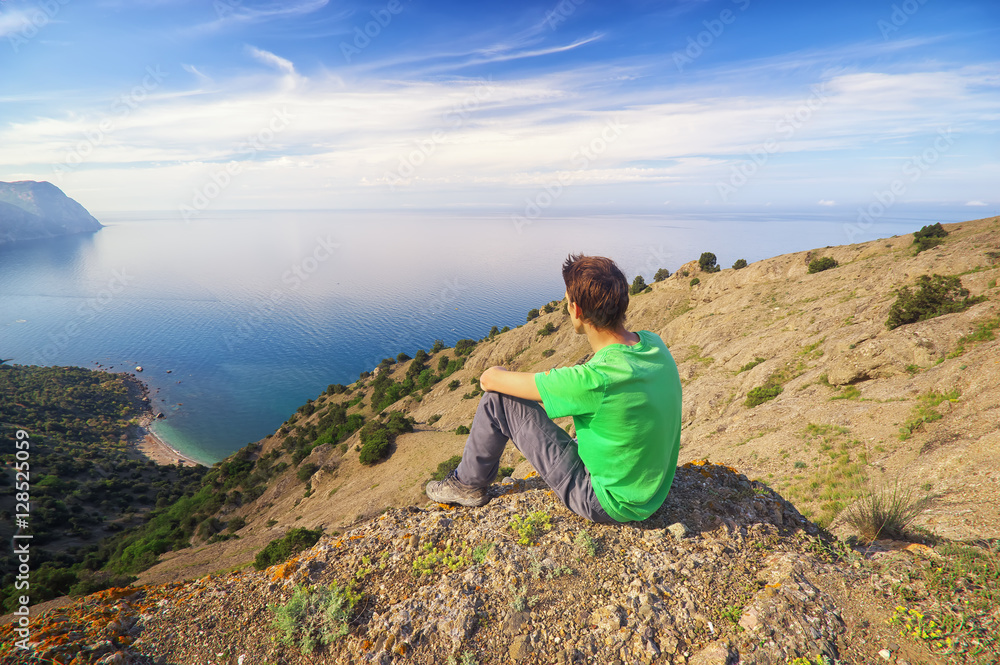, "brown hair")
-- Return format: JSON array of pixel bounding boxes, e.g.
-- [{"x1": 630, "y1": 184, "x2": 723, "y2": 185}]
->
[{"x1": 561, "y1": 254, "x2": 629, "y2": 330}]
